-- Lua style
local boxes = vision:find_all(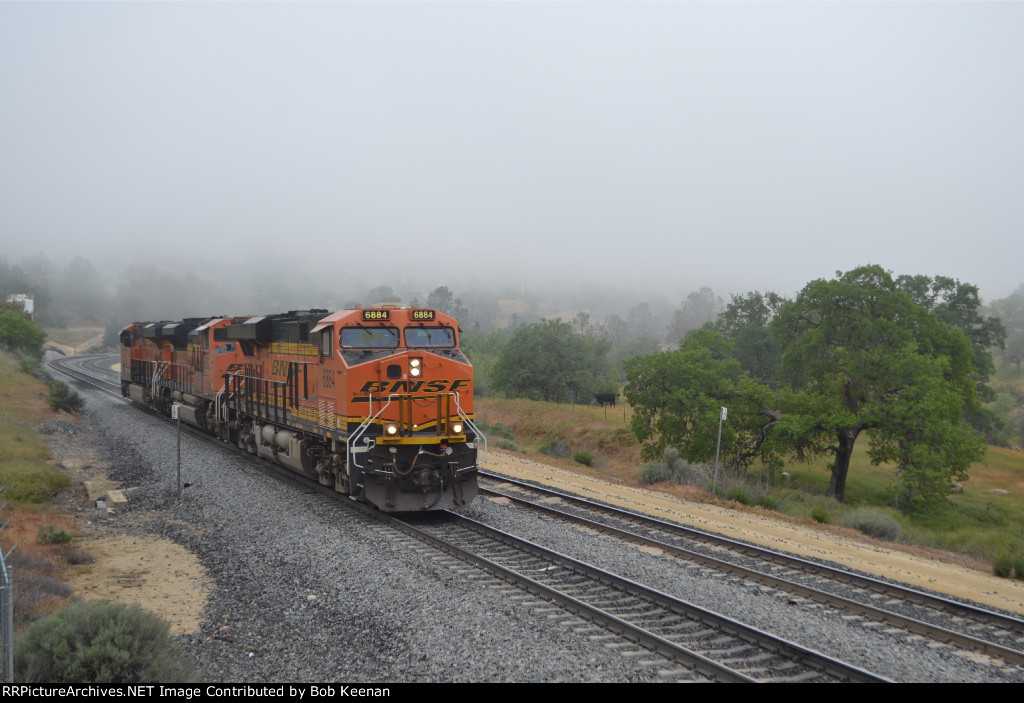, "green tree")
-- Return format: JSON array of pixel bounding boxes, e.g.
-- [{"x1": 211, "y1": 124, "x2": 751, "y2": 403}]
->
[
  {"x1": 709, "y1": 291, "x2": 789, "y2": 386},
  {"x1": 462, "y1": 327, "x2": 510, "y2": 396},
  {"x1": 0, "y1": 302, "x2": 45, "y2": 358},
  {"x1": 624, "y1": 329, "x2": 781, "y2": 469},
  {"x1": 493, "y1": 319, "x2": 614, "y2": 403},
  {"x1": 773, "y1": 266, "x2": 985, "y2": 506},
  {"x1": 1004, "y1": 331, "x2": 1024, "y2": 372}
]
